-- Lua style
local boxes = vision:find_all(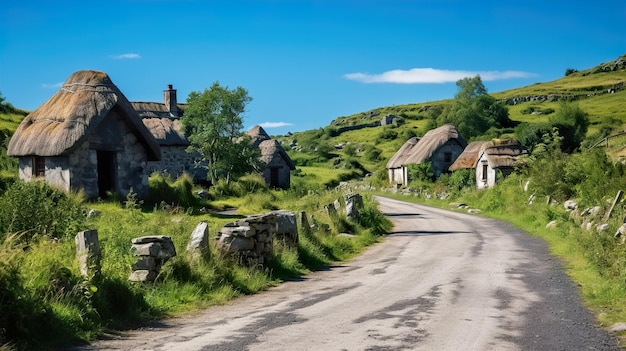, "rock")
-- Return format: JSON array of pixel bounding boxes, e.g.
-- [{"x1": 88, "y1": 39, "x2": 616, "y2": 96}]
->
[
  {"x1": 596, "y1": 223, "x2": 610, "y2": 233},
  {"x1": 338, "y1": 233, "x2": 355, "y2": 238},
  {"x1": 87, "y1": 209, "x2": 101, "y2": 218},
  {"x1": 128, "y1": 270, "x2": 157, "y2": 282},
  {"x1": 75, "y1": 229, "x2": 100, "y2": 279},
  {"x1": 564, "y1": 200, "x2": 578, "y2": 211},
  {"x1": 546, "y1": 220, "x2": 558, "y2": 229},
  {"x1": 132, "y1": 257, "x2": 156, "y2": 271},
  {"x1": 614, "y1": 223, "x2": 626, "y2": 238},
  {"x1": 298, "y1": 211, "x2": 310, "y2": 233},
  {"x1": 468, "y1": 209, "x2": 481, "y2": 214},
  {"x1": 196, "y1": 190, "x2": 209, "y2": 199},
  {"x1": 274, "y1": 210, "x2": 298, "y2": 246},
  {"x1": 131, "y1": 242, "x2": 161, "y2": 257},
  {"x1": 344, "y1": 193, "x2": 364, "y2": 219},
  {"x1": 220, "y1": 225, "x2": 254, "y2": 238},
  {"x1": 132, "y1": 235, "x2": 171, "y2": 244},
  {"x1": 610, "y1": 322, "x2": 626, "y2": 333},
  {"x1": 218, "y1": 236, "x2": 255, "y2": 252},
  {"x1": 187, "y1": 221, "x2": 209, "y2": 255}
]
